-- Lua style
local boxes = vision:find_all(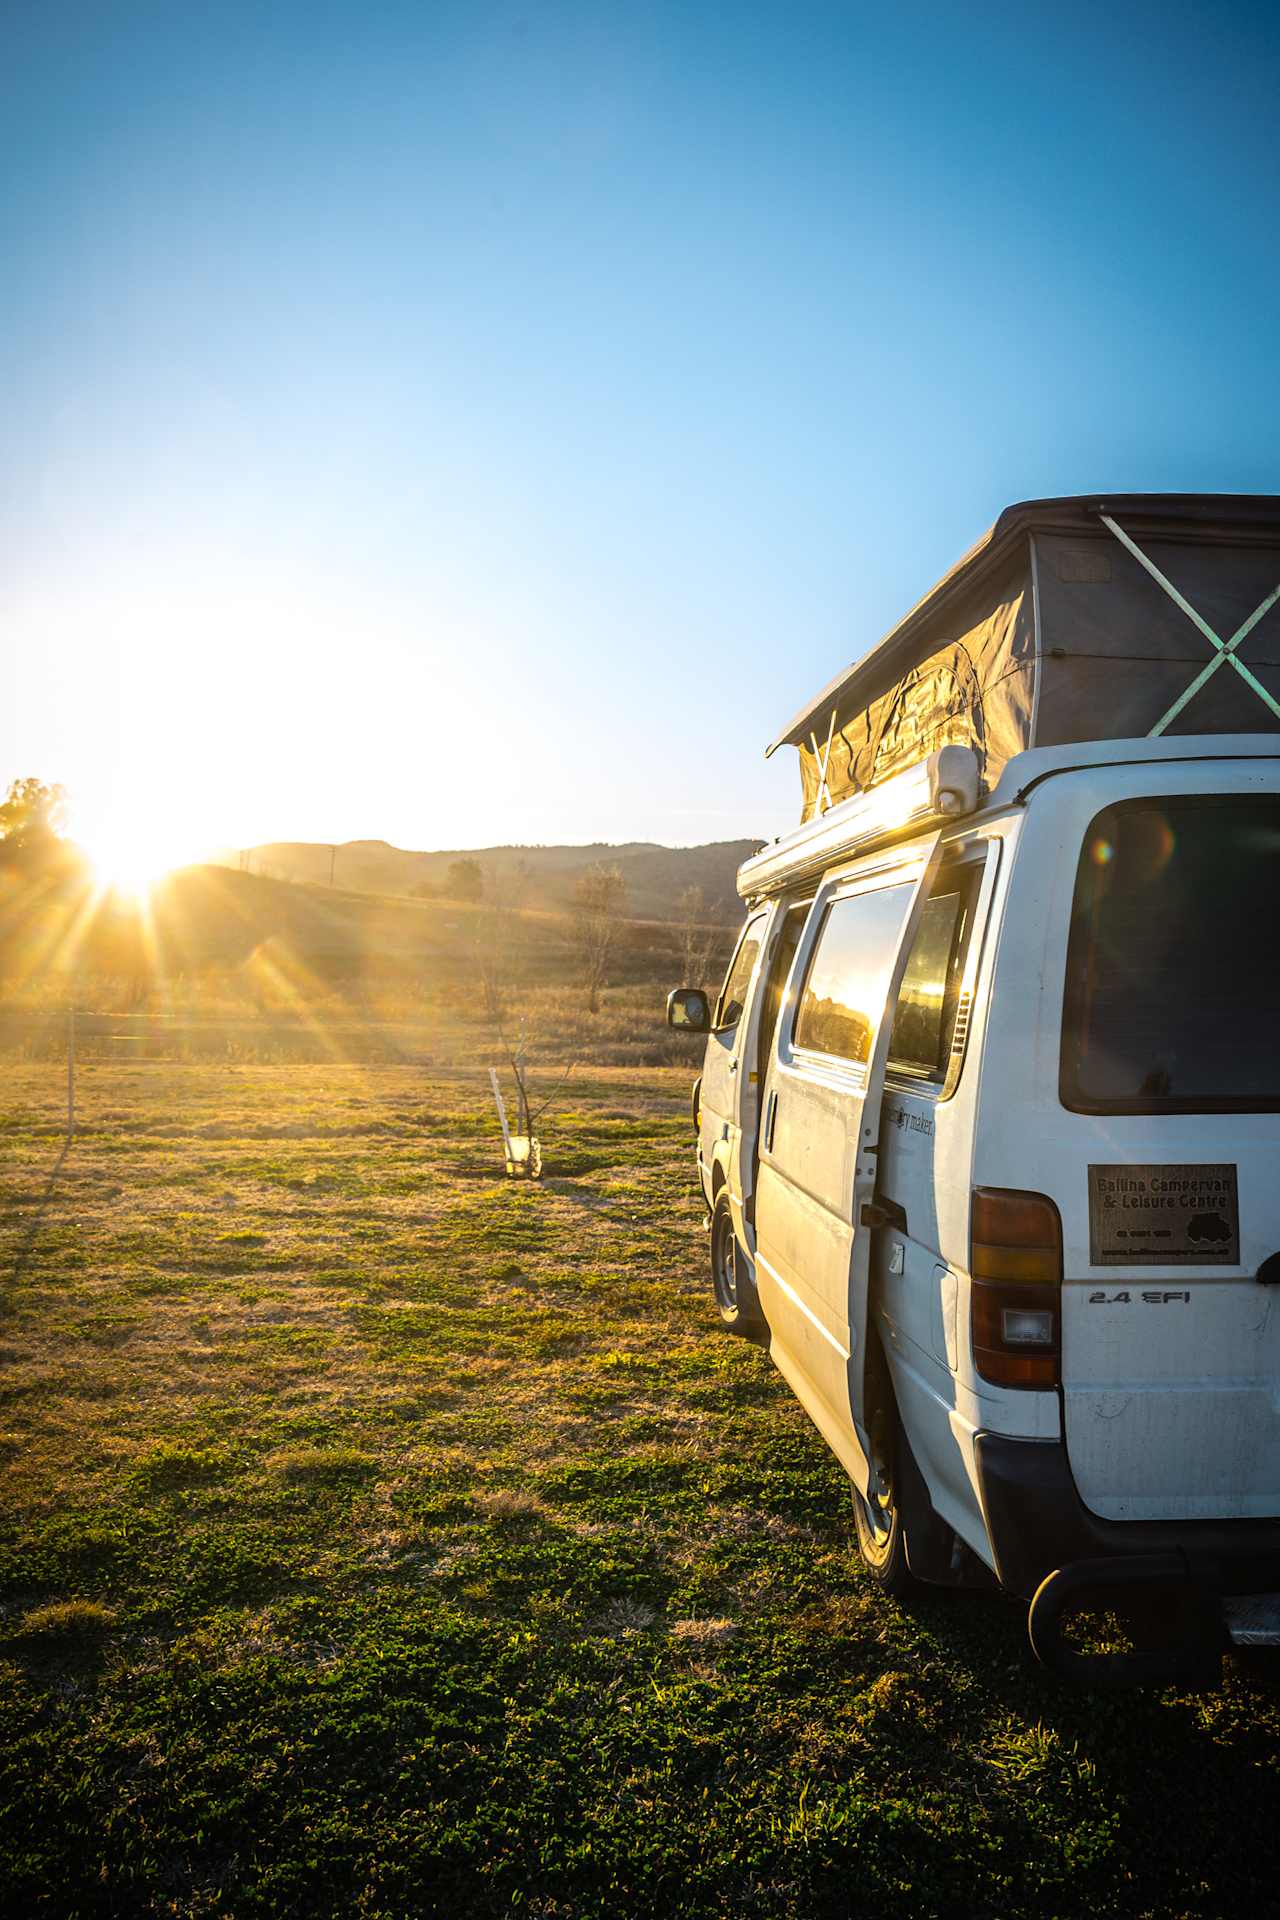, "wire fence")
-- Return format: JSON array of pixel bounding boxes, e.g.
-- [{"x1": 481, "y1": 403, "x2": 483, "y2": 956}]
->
[
  {"x1": 0, "y1": 990, "x2": 698, "y2": 1072},
  {"x1": 1, "y1": 1009, "x2": 443, "y2": 1289}
]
